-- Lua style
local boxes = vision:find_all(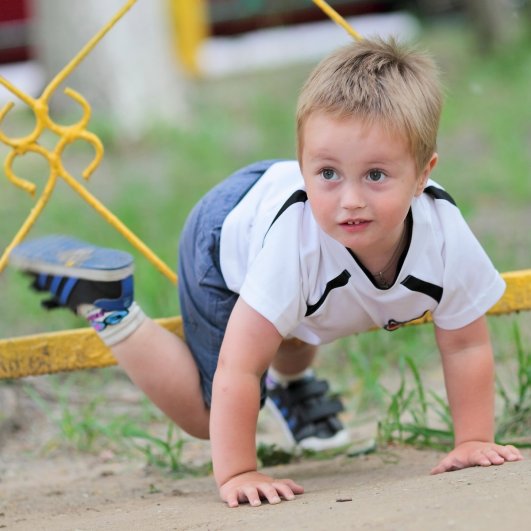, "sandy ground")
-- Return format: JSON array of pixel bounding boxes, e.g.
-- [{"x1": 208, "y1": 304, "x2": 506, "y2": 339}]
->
[
  {"x1": 2, "y1": 360, "x2": 530, "y2": 531},
  {"x1": 2, "y1": 323, "x2": 530, "y2": 531},
  {"x1": 2, "y1": 436, "x2": 530, "y2": 530}
]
